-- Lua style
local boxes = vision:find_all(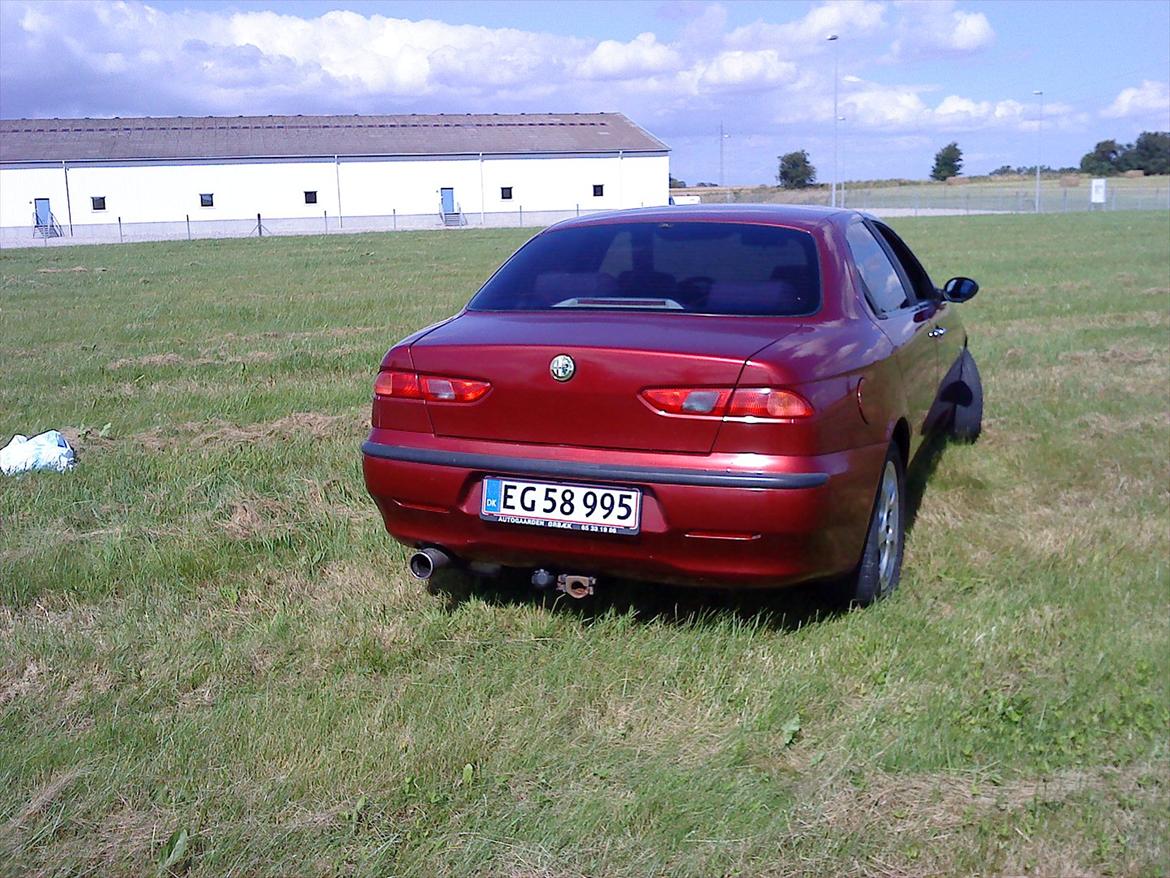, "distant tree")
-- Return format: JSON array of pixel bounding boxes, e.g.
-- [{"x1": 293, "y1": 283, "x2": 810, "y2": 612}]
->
[
  {"x1": 930, "y1": 142, "x2": 963, "y2": 181},
  {"x1": 669, "y1": 175, "x2": 688, "y2": 188},
  {"x1": 1123, "y1": 131, "x2": 1170, "y2": 175},
  {"x1": 989, "y1": 165, "x2": 1016, "y2": 176},
  {"x1": 695, "y1": 181, "x2": 718, "y2": 187},
  {"x1": 777, "y1": 150, "x2": 816, "y2": 188},
  {"x1": 1079, "y1": 139, "x2": 1124, "y2": 175}
]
